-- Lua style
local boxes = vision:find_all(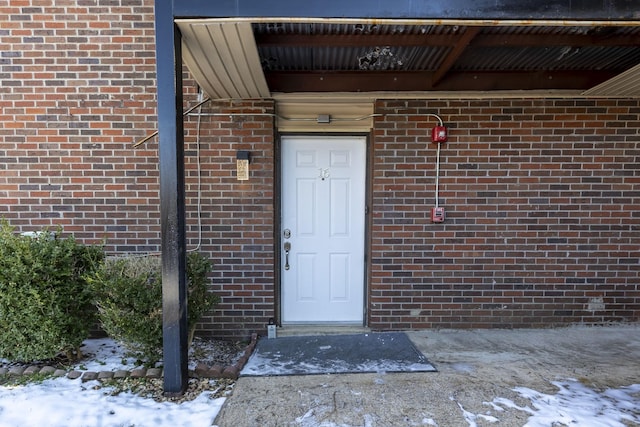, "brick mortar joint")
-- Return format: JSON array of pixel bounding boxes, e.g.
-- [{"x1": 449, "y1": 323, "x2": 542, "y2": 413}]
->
[{"x1": 0, "y1": 332, "x2": 258, "y2": 383}]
